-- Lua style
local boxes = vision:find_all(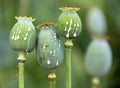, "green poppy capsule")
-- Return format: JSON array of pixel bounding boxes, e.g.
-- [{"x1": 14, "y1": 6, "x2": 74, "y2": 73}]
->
[
  {"x1": 37, "y1": 23, "x2": 64, "y2": 70},
  {"x1": 57, "y1": 7, "x2": 82, "y2": 39},
  {"x1": 85, "y1": 39, "x2": 112, "y2": 77},
  {"x1": 86, "y1": 8, "x2": 107, "y2": 35},
  {"x1": 9, "y1": 16, "x2": 36, "y2": 53}
]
